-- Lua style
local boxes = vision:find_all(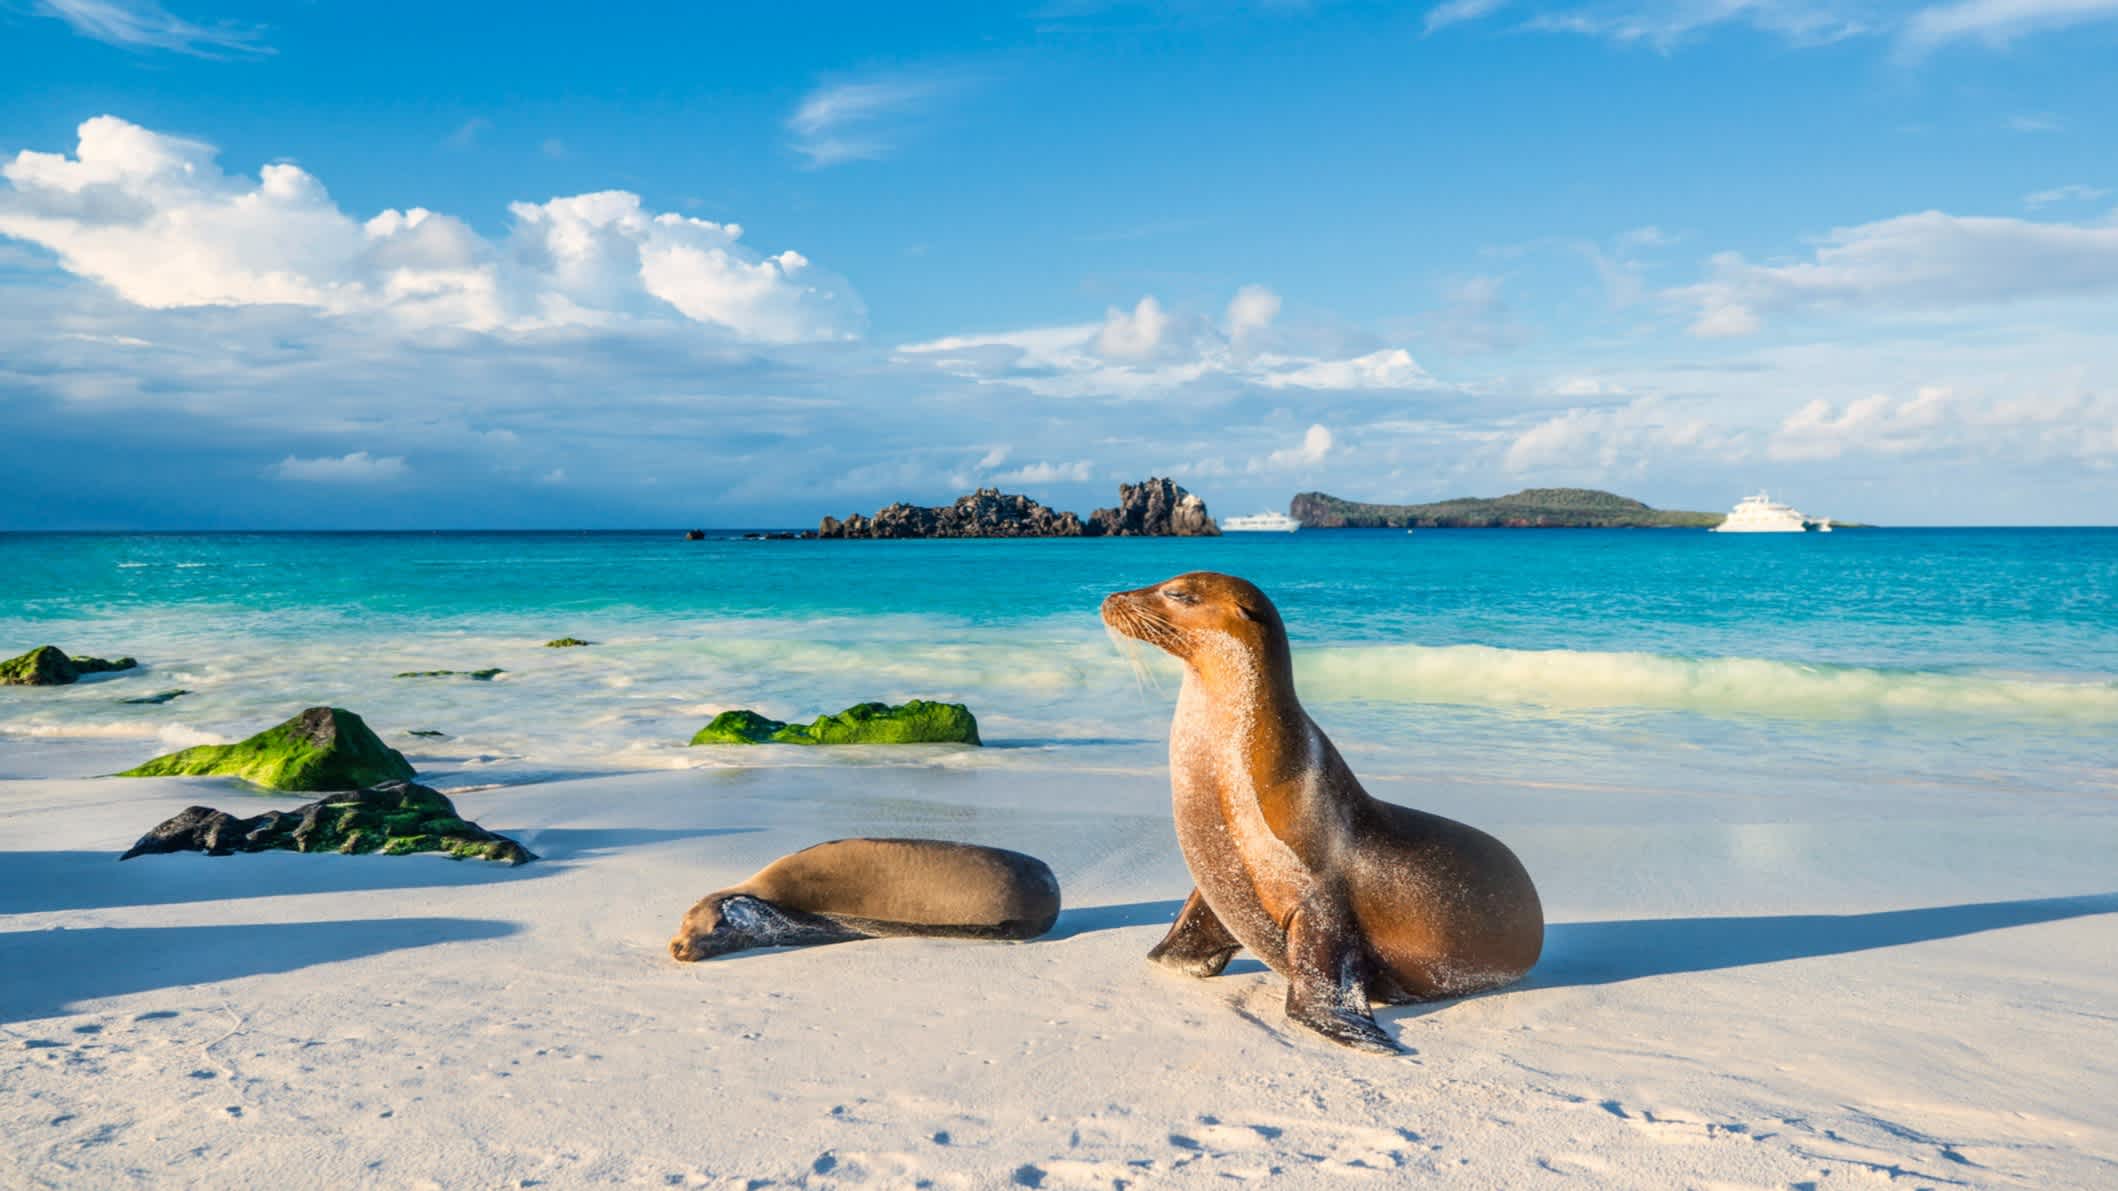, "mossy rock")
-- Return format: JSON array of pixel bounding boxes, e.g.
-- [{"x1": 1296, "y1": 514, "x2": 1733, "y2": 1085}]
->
[
  {"x1": 119, "y1": 781, "x2": 535, "y2": 865},
  {"x1": 394, "y1": 668, "x2": 503, "y2": 680},
  {"x1": 1, "y1": 645, "x2": 137, "y2": 686},
  {"x1": 544, "y1": 637, "x2": 592, "y2": 648},
  {"x1": 118, "y1": 706, "x2": 415, "y2": 792},
  {"x1": 689, "y1": 700, "x2": 980, "y2": 746}
]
